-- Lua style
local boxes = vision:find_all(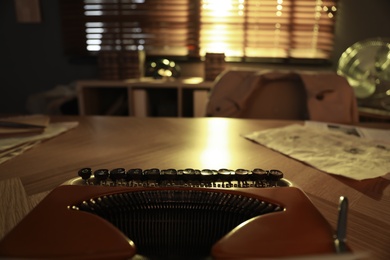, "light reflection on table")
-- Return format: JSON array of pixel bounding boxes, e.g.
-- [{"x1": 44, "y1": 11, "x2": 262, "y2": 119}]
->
[{"x1": 201, "y1": 119, "x2": 232, "y2": 168}]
